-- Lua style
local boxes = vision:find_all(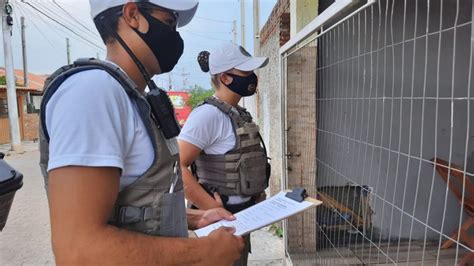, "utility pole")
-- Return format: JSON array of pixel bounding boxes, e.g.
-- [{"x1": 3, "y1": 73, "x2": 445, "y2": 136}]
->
[
  {"x1": 2, "y1": 0, "x2": 22, "y2": 151},
  {"x1": 240, "y1": 0, "x2": 246, "y2": 108},
  {"x1": 232, "y1": 20, "x2": 237, "y2": 44},
  {"x1": 253, "y1": 0, "x2": 260, "y2": 56},
  {"x1": 21, "y1": 16, "x2": 31, "y2": 111},
  {"x1": 21, "y1": 16, "x2": 28, "y2": 87},
  {"x1": 66, "y1": 38, "x2": 71, "y2": 64},
  {"x1": 251, "y1": 0, "x2": 260, "y2": 117},
  {"x1": 240, "y1": 0, "x2": 245, "y2": 48},
  {"x1": 181, "y1": 67, "x2": 190, "y2": 91}
]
